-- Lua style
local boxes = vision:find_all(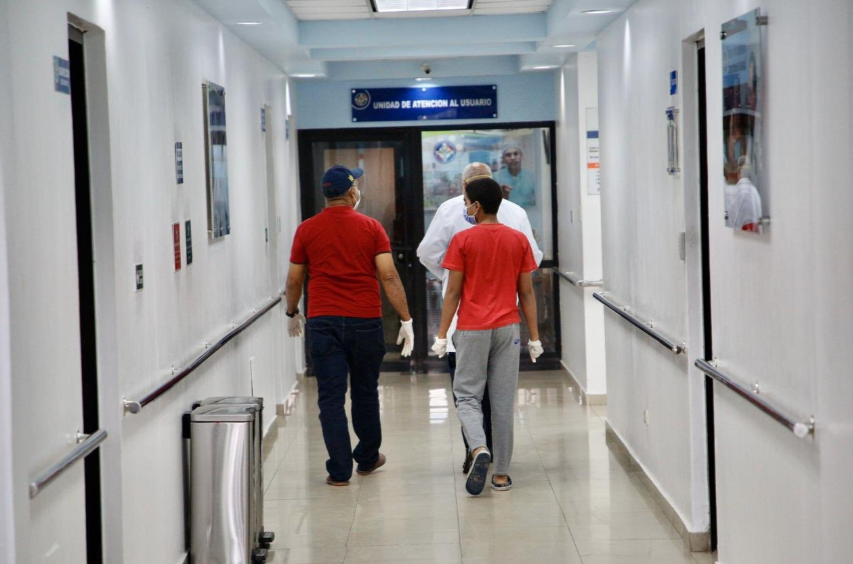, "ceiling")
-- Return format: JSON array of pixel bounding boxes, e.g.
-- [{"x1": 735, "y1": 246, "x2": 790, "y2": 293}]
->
[
  {"x1": 286, "y1": 0, "x2": 555, "y2": 21},
  {"x1": 194, "y1": 0, "x2": 637, "y2": 80}
]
